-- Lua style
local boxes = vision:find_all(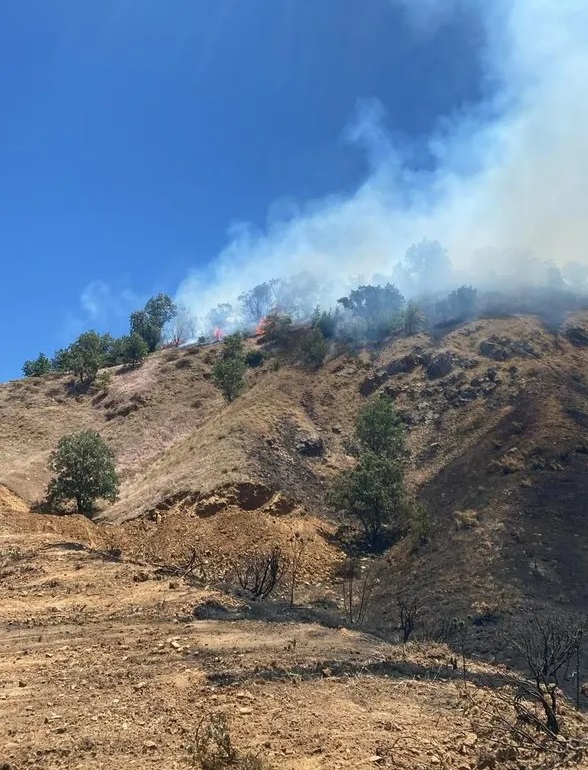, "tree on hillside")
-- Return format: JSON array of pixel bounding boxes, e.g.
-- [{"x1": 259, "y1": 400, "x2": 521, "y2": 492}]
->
[
  {"x1": 22, "y1": 353, "x2": 52, "y2": 377},
  {"x1": 130, "y1": 293, "x2": 177, "y2": 352},
  {"x1": 337, "y1": 284, "x2": 404, "y2": 342},
  {"x1": 212, "y1": 332, "x2": 247, "y2": 403},
  {"x1": 163, "y1": 304, "x2": 196, "y2": 347},
  {"x1": 355, "y1": 394, "x2": 406, "y2": 458},
  {"x1": 435, "y1": 285, "x2": 479, "y2": 324},
  {"x1": 327, "y1": 395, "x2": 409, "y2": 550},
  {"x1": 67, "y1": 330, "x2": 107, "y2": 382},
  {"x1": 239, "y1": 280, "x2": 279, "y2": 324},
  {"x1": 404, "y1": 239, "x2": 451, "y2": 292},
  {"x1": 121, "y1": 332, "x2": 149, "y2": 366},
  {"x1": 206, "y1": 303, "x2": 233, "y2": 334},
  {"x1": 46, "y1": 430, "x2": 119, "y2": 517}
]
